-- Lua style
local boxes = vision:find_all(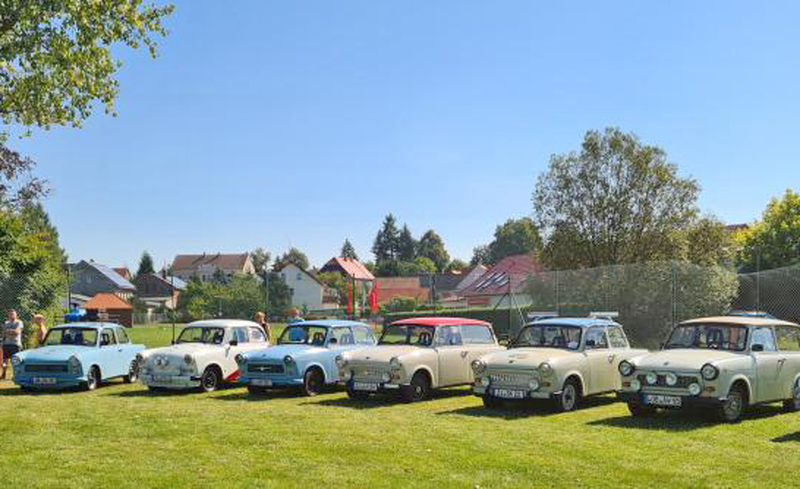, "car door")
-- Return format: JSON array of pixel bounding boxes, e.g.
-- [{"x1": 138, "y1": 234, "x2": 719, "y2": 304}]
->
[
  {"x1": 606, "y1": 326, "x2": 630, "y2": 390},
  {"x1": 773, "y1": 326, "x2": 800, "y2": 400},
  {"x1": 751, "y1": 326, "x2": 782, "y2": 402},
  {"x1": 460, "y1": 324, "x2": 499, "y2": 382},
  {"x1": 223, "y1": 327, "x2": 250, "y2": 378},
  {"x1": 99, "y1": 328, "x2": 122, "y2": 378},
  {"x1": 584, "y1": 327, "x2": 613, "y2": 395},
  {"x1": 324, "y1": 327, "x2": 354, "y2": 382},
  {"x1": 113, "y1": 327, "x2": 135, "y2": 374},
  {"x1": 435, "y1": 326, "x2": 470, "y2": 387}
]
